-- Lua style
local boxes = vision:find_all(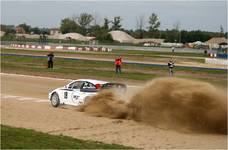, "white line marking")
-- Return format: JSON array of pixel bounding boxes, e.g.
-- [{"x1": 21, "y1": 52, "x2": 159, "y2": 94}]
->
[
  {"x1": 1, "y1": 95, "x2": 20, "y2": 99},
  {"x1": 0, "y1": 73, "x2": 72, "y2": 81},
  {"x1": 1, "y1": 98, "x2": 15, "y2": 101},
  {"x1": 1, "y1": 94, "x2": 48, "y2": 103},
  {"x1": 34, "y1": 100, "x2": 48, "y2": 103},
  {"x1": 18, "y1": 97, "x2": 36, "y2": 101},
  {"x1": 127, "y1": 85, "x2": 140, "y2": 88}
]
